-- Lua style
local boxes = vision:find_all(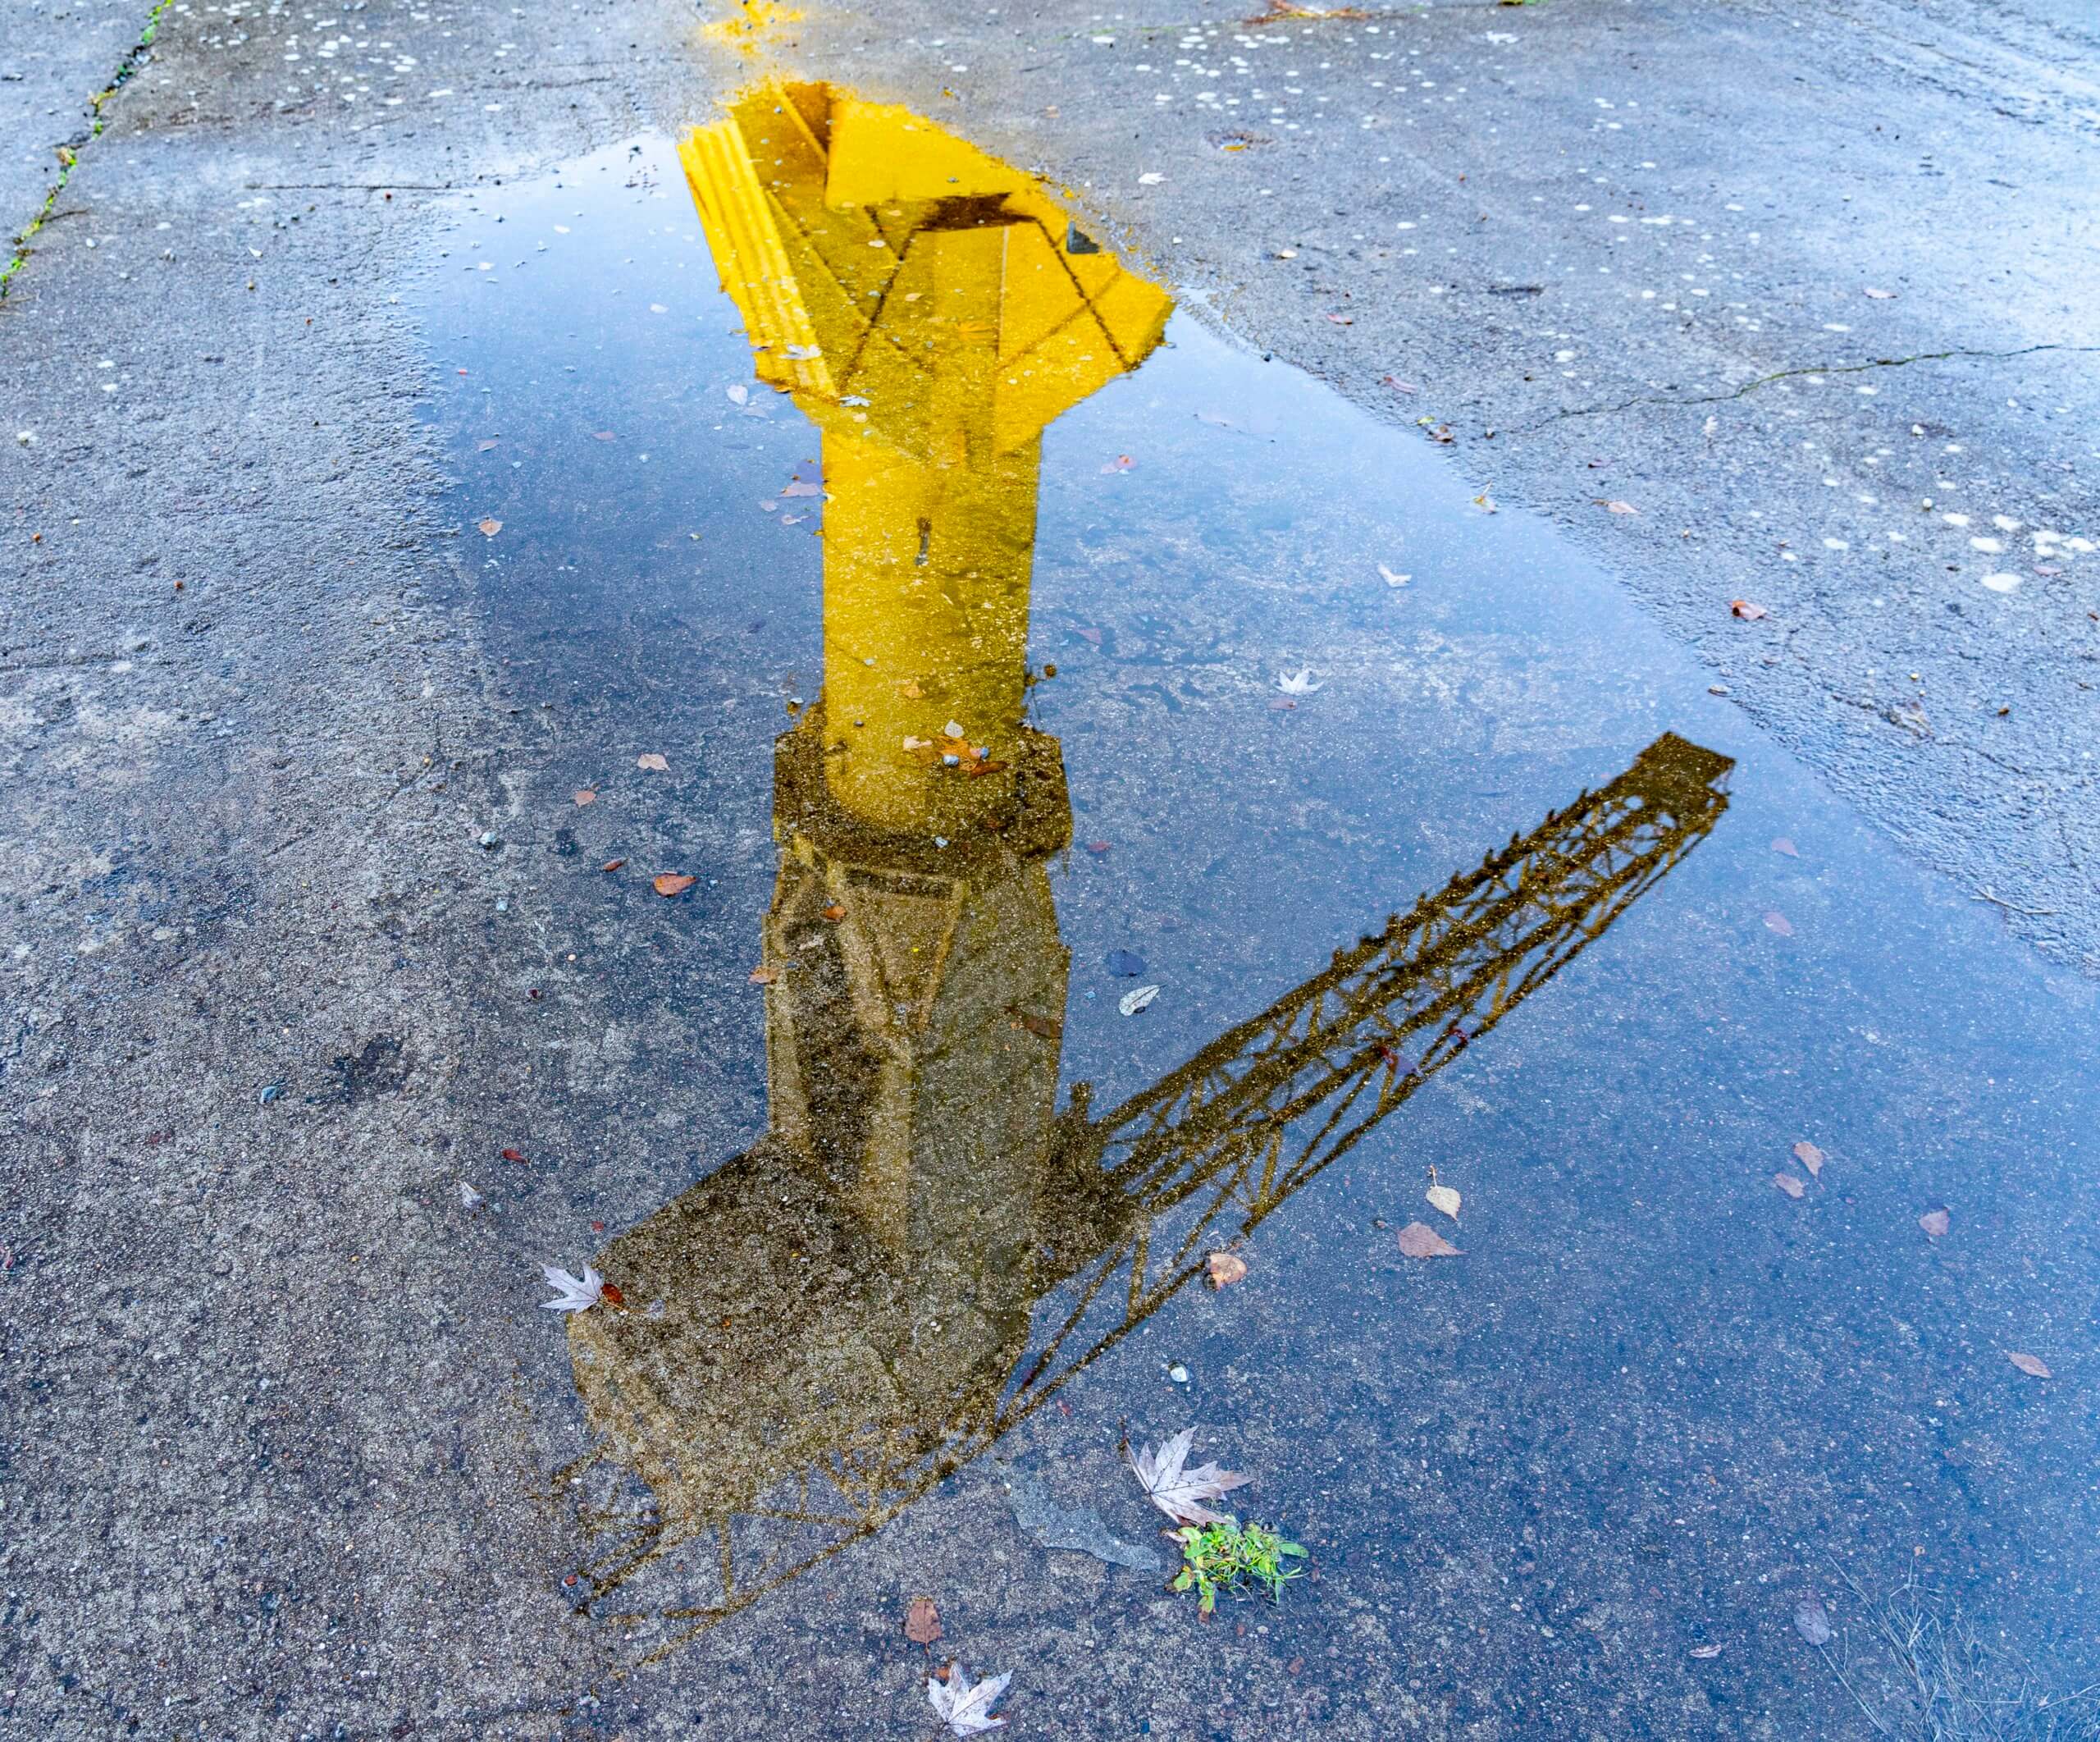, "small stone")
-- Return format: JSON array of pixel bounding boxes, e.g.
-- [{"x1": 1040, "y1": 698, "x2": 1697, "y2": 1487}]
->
[
  {"x1": 494, "y1": 898, "x2": 510, "y2": 913},
  {"x1": 478, "y1": 830, "x2": 500, "y2": 849},
  {"x1": 258, "y1": 1082, "x2": 283, "y2": 1105},
  {"x1": 1167, "y1": 1364, "x2": 1189, "y2": 1383}
]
